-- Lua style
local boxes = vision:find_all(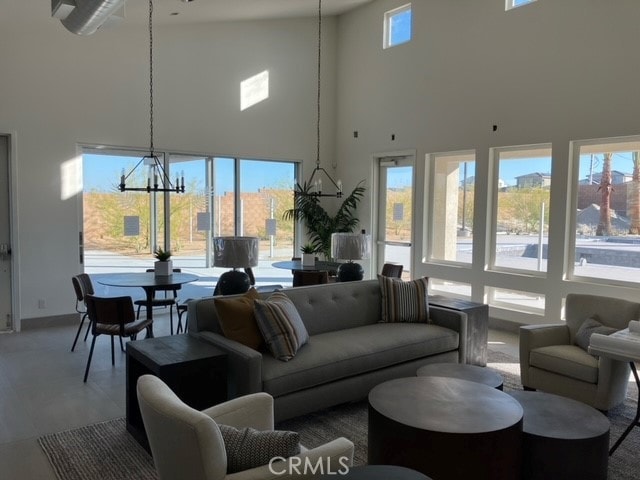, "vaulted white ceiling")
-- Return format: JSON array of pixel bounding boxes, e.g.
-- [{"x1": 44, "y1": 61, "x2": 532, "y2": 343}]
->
[{"x1": 7, "y1": 0, "x2": 374, "y2": 31}]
